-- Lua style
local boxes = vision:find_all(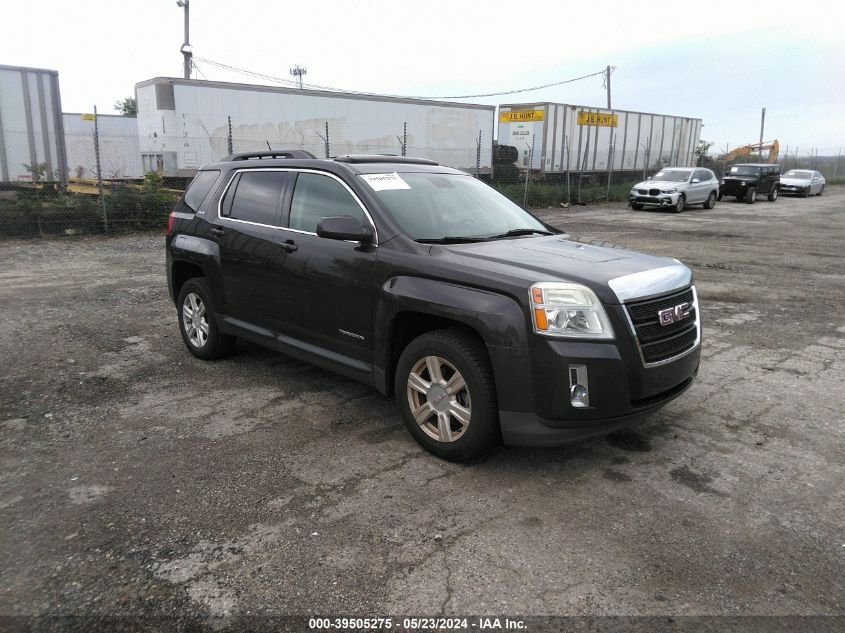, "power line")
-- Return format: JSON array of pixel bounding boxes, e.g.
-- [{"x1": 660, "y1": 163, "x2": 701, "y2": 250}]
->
[{"x1": 192, "y1": 55, "x2": 608, "y2": 101}]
